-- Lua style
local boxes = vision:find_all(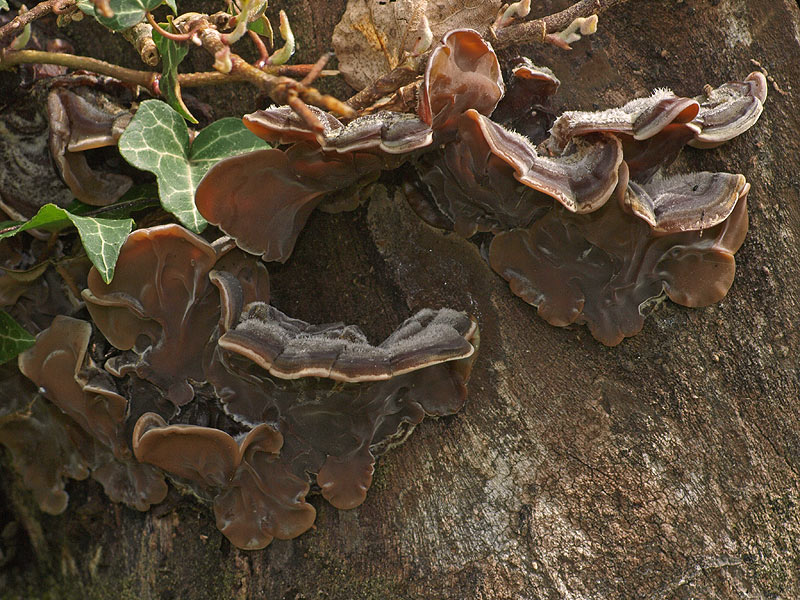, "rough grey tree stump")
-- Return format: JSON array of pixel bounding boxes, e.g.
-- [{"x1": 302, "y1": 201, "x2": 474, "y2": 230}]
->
[{"x1": 2, "y1": 0, "x2": 799, "y2": 598}]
